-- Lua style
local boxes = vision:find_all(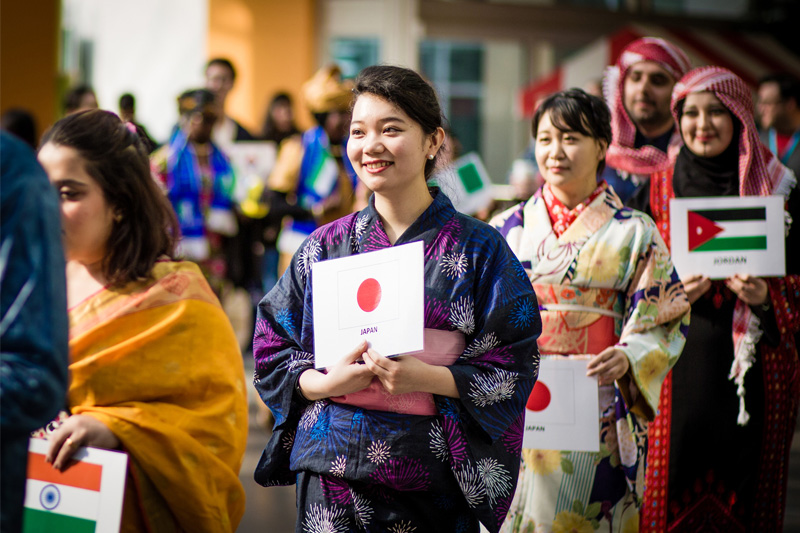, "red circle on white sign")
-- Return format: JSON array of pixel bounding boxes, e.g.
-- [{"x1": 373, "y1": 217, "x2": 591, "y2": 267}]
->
[{"x1": 357, "y1": 278, "x2": 382, "y2": 312}]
